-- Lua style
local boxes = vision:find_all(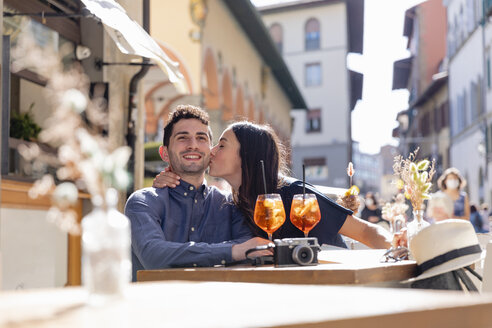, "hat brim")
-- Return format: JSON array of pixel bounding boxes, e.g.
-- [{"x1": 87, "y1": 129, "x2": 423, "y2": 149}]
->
[{"x1": 405, "y1": 250, "x2": 484, "y2": 282}]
